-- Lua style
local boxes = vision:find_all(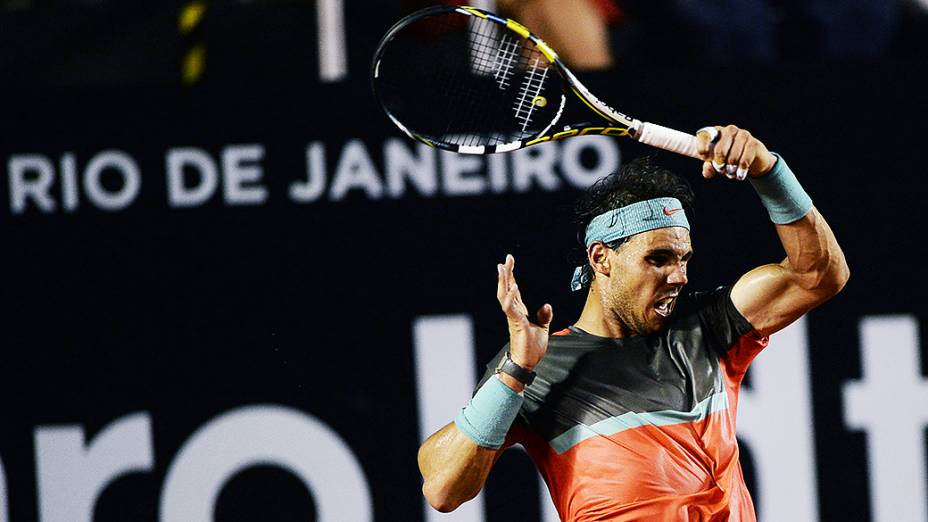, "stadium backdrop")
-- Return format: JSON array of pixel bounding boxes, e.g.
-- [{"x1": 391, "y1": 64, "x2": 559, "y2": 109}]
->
[{"x1": 0, "y1": 5, "x2": 926, "y2": 522}]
